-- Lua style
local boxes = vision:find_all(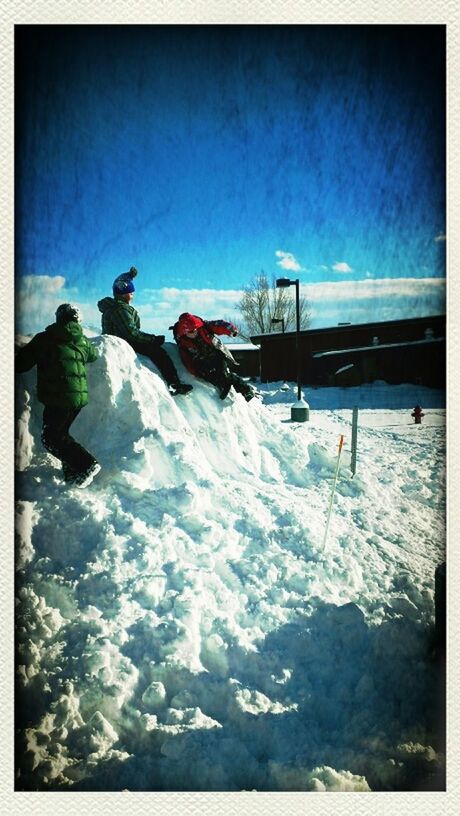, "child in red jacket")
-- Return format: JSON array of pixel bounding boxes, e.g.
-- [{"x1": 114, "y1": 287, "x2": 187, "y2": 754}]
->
[{"x1": 172, "y1": 313, "x2": 256, "y2": 401}]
